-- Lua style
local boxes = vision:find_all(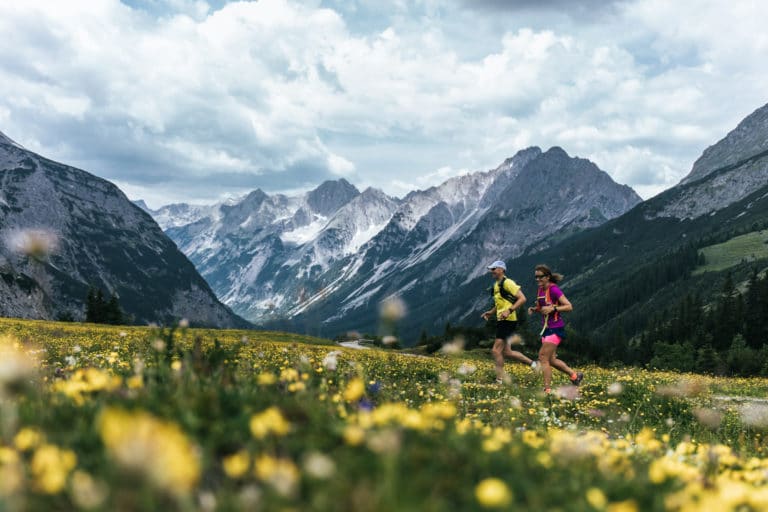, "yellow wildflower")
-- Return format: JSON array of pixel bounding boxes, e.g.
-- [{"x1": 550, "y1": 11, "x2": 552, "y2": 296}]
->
[
  {"x1": 30, "y1": 444, "x2": 77, "y2": 494},
  {"x1": 257, "y1": 372, "x2": 277, "y2": 385},
  {"x1": 99, "y1": 408, "x2": 200, "y2": 496},
  {"x1": 586, "y1": 487, "x2": 607, "y2": 509},
  {"x1": 279, "y1": 368, "x2": 299, "y2": 382},
  {"x1": 475, "y1": 478, "x2": 512, "y2": 508},
  {"x1": 253, "y1": 454, "x2": 299, "y2": 497},
  {"x1": 14, "y1": 427, "x2": 44, "y2": 452},
  {"x1": 607, "y1": 499, "x2": 638, "y2": 512},
  {"x1": 249, "y1": 407, "x2": 291, "y2": 439},
  {"x1": 0, "y1": 447, "x2": 19, "y2": 465},
  {"x1": 222, "y1": 450, "x2": 250, "y2": 479},
  {"x1": 343, "y1": 425, "x2": 366, "y2": 446},
  {"x1": 126, "y1": 374, "x2": 144, "y2": 389},
  {"x1": 343, "y1": 377, "x2": 365, "y2": 402}
]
